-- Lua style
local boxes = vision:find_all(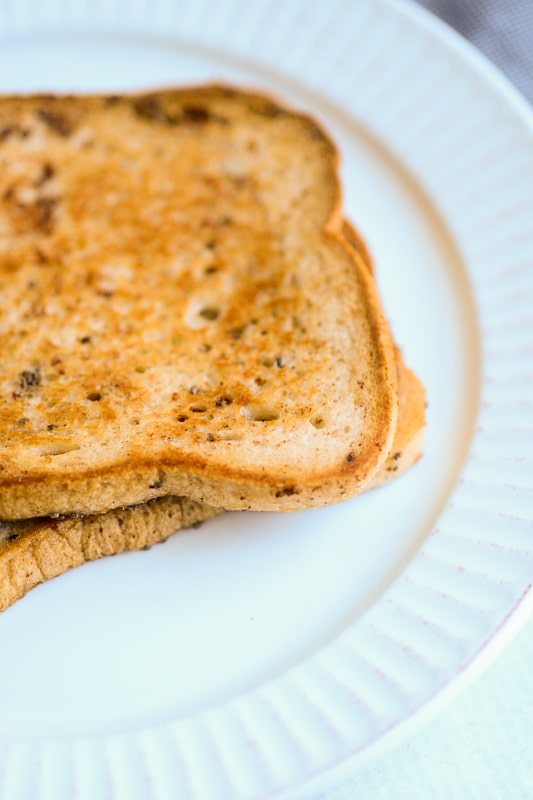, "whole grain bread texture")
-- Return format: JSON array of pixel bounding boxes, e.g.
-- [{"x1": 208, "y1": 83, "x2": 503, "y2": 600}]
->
[{"x1": 0, "y1": 85, "x2": 399, "y2": 519}]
